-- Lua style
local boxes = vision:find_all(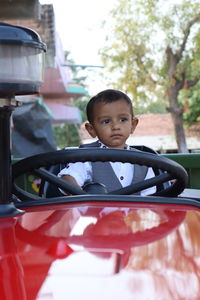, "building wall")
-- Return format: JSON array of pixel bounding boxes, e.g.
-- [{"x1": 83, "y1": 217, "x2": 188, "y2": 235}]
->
[
  {"x1": 1, "y1": 5, "x2": 73, "y2": 105},
  {"x1": 1, "y1": 4, "x2": 56, "y2": 68},
  {"x1": 0, "y1": 3, "x2": 86, "y2": 124}
]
